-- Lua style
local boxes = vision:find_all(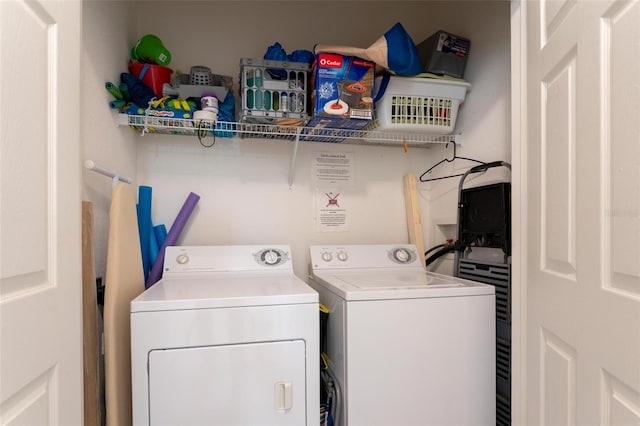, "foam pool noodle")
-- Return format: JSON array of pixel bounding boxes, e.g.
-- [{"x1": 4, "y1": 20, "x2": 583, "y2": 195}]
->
[
  {"x1": 105, "y1": 81, "x2": 123, "y2": 99},
  {"x1": 149, "y1": 223, "x2": 159, "y2": 266},
  {"x1": 109, "y1": 99, "x2": 126, "y2": 109},
  {"x1": 119, "y1": 83, "x2": 131, "y2": 101},
  {"x1": 153, "y1": 224, "x2": 167, "y2": 247},
  {"x1": 136, "y1": 186, "x2": 153, "y2": 283},
  {"x1": 146, "y1": 192, "x2": 200, "y2": 288}
]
